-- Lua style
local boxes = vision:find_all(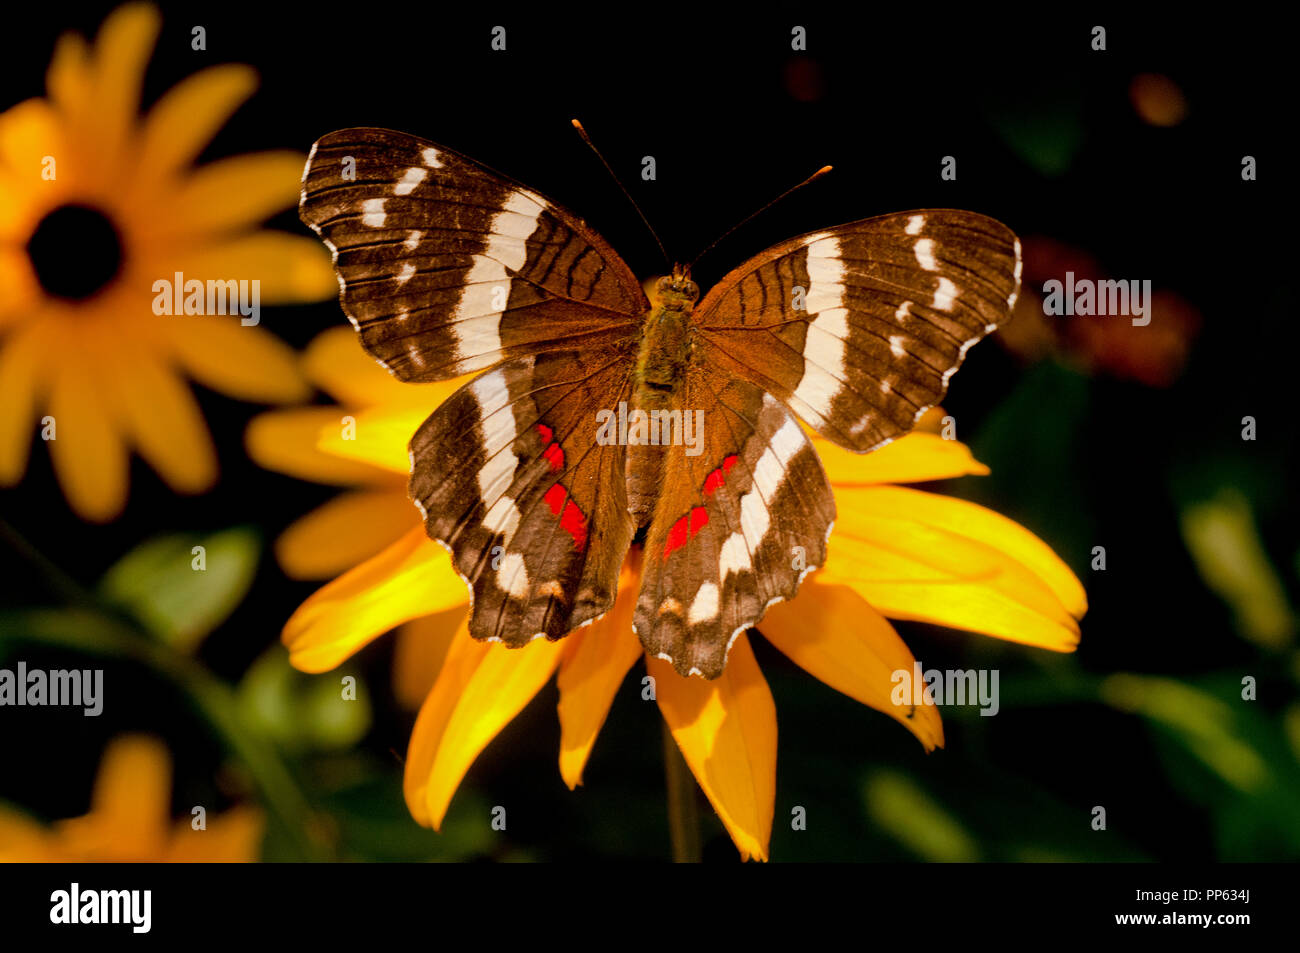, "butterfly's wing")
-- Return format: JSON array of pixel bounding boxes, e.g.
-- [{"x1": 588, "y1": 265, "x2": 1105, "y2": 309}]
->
[
  {"x1": 301, "y1": 128, "x2": 646, "y2": 643},
  {"x1": 633, "y1": 375, "x2": 835, "y2": 678},
  {"x1": 635, "y1": 210, "x2": 1021, "y2": 677},
  {"x1": 300, "y1": 127, "x2": 647, "y2": 381},
  {"x1": 693, "y1": 210, "x2": 1022, "y2": 452},
  {"x1": 409, "y1": 350, "x2": 637, "y2": 643}
]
